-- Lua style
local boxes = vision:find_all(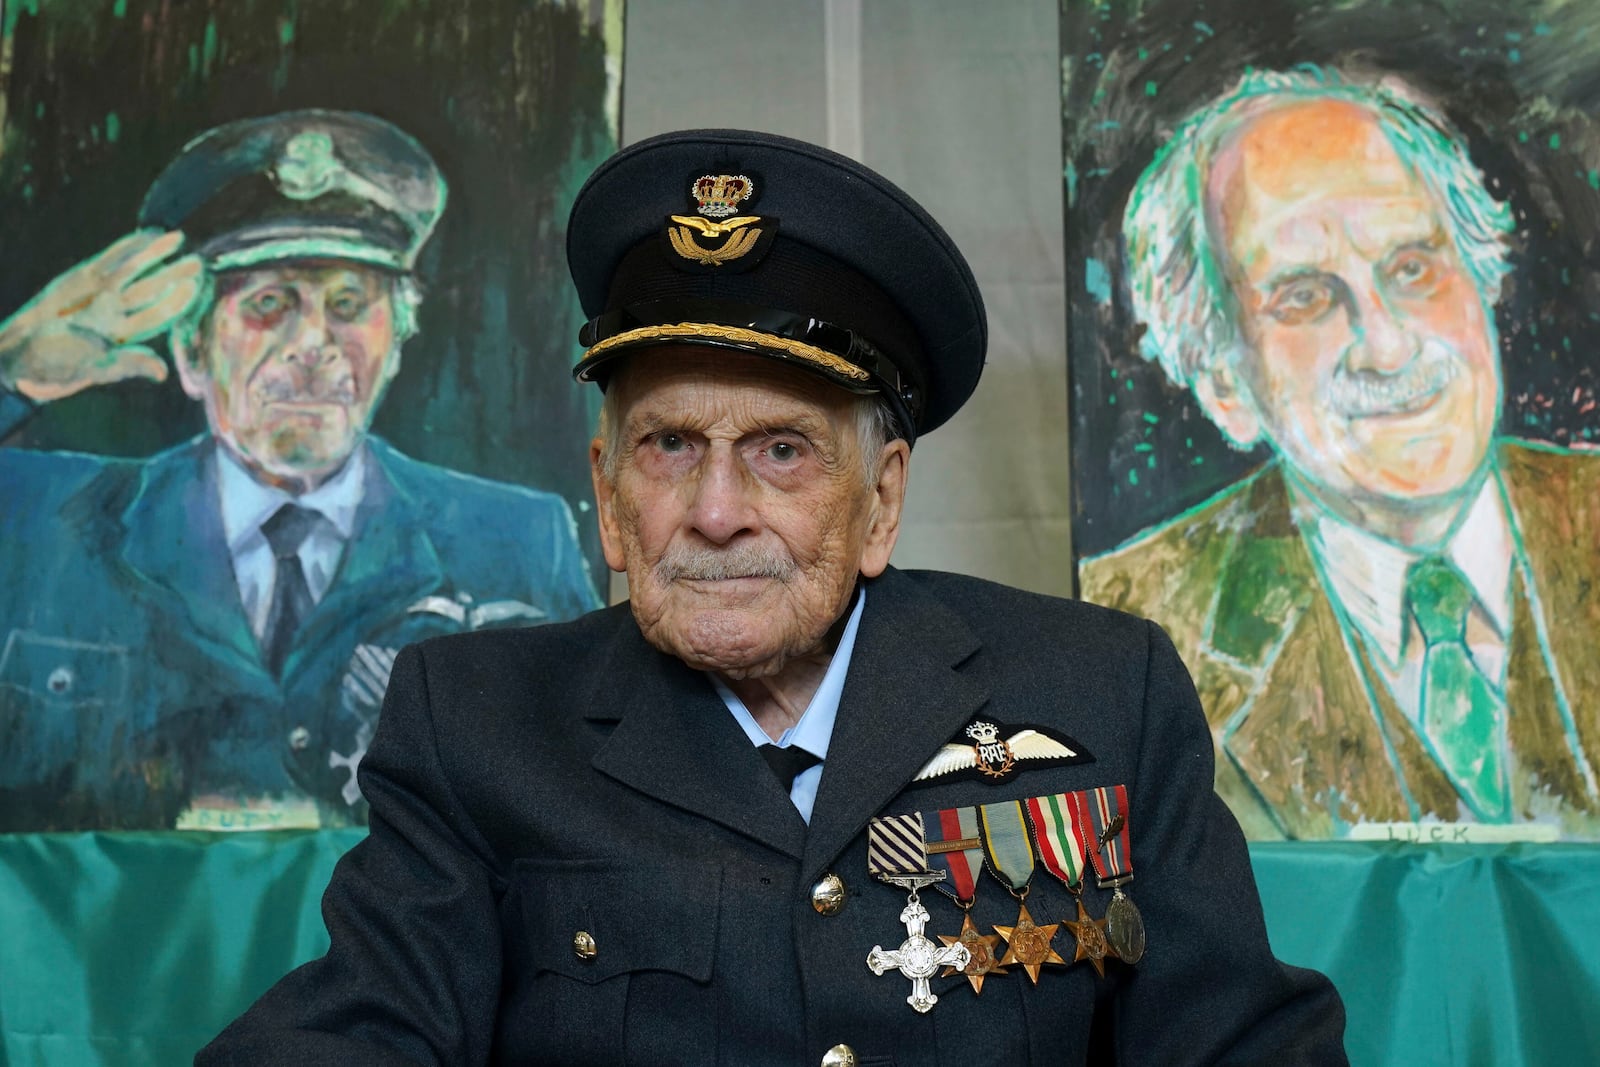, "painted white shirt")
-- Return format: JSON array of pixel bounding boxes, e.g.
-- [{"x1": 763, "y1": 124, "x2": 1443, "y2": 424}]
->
[
  {"x1": 711, "y1": 586, "x2": 867, "y2": 824},
  {"x1": 1308, "y1": 475, "x2": 1513, "y2": 729},
  {"x1": 216, "y1": 445, "x2": 366, "y2": 640}
]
